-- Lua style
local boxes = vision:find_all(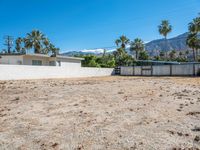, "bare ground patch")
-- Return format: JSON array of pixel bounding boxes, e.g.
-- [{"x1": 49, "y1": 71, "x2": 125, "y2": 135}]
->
[{"x1": 0, "y1": 76, "x2": 200, "y2": 149}]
